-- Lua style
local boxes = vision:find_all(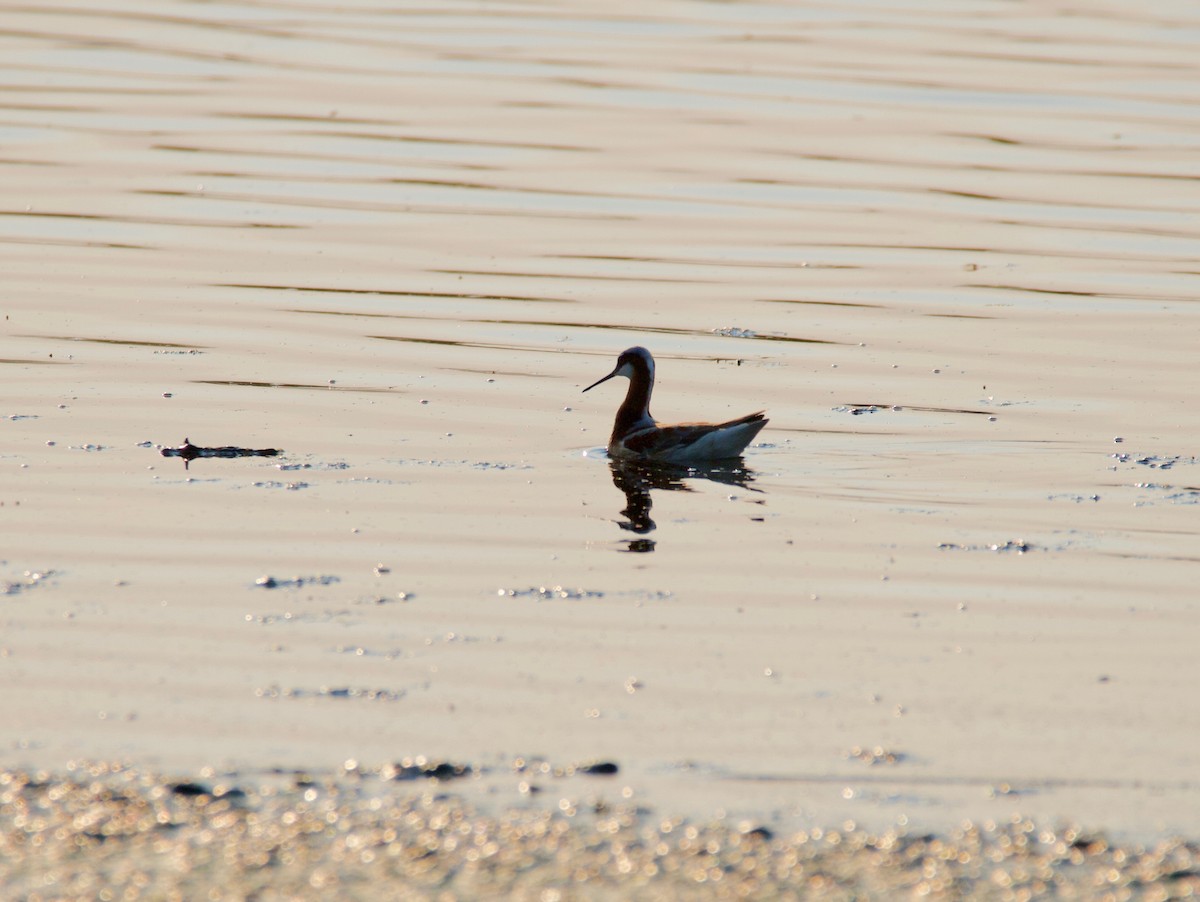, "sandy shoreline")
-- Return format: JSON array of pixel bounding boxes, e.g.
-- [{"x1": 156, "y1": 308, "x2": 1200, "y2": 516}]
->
[{"x1": 4, "y1": 762, "x2": 1198, "y2": 901}]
